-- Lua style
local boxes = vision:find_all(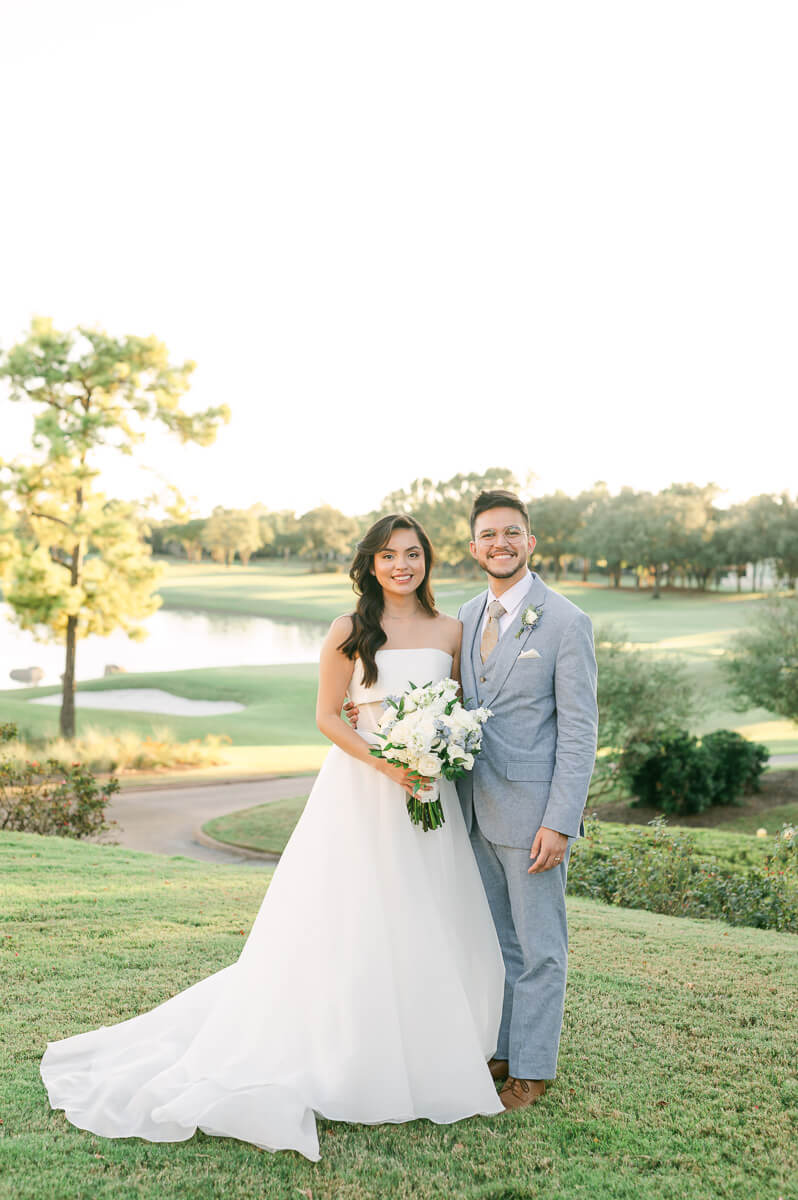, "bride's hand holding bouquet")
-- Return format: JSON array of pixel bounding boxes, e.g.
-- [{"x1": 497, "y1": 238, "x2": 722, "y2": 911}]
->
[{"x1": 370, "y1": 677, "x2": 492, "y2": 831}]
